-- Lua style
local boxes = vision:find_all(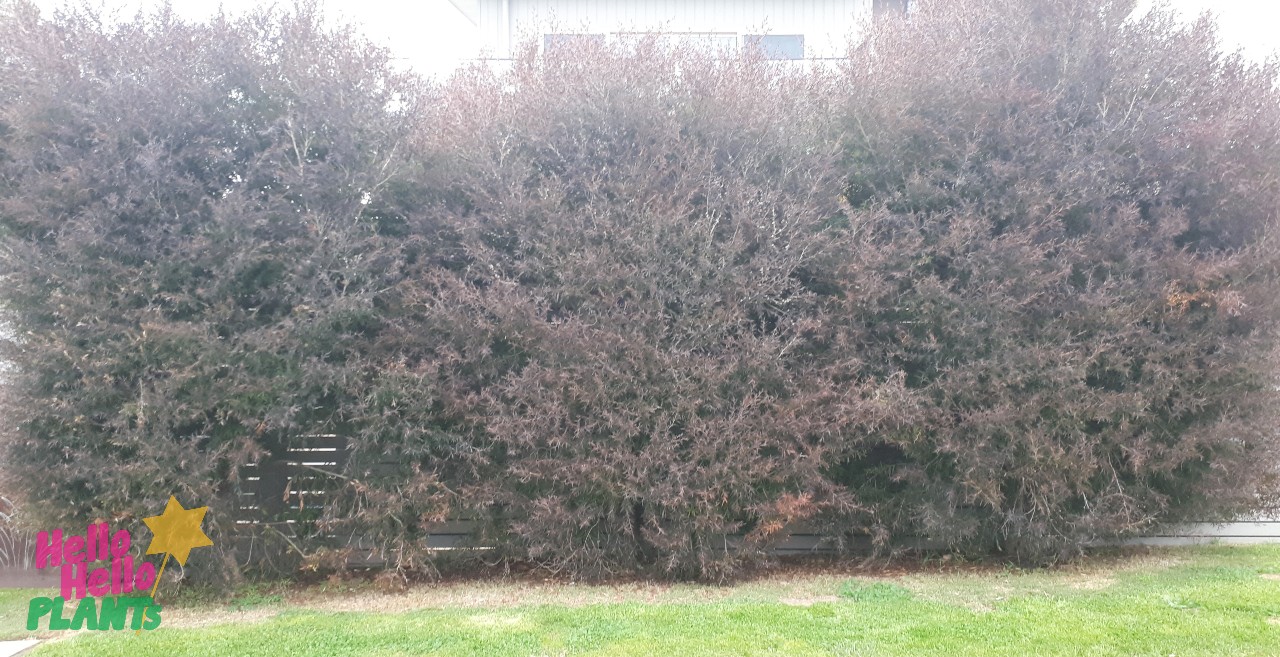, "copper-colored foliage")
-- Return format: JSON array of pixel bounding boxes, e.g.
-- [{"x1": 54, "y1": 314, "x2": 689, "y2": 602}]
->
[{"x1": 1, "y1": 0, "x2": 1278, "y2": 584}]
